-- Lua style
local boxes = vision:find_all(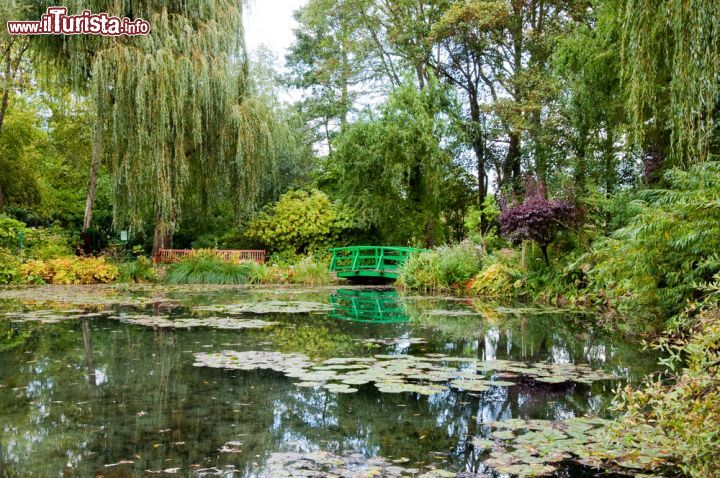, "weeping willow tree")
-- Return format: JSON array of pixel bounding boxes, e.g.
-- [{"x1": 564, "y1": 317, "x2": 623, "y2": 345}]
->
[
  {"x1": 620, "y1": 0, "x2": 720, "y2": 166},
  {"x1": 30, "y1": 1, "x2": 276, "y2": 253}
]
